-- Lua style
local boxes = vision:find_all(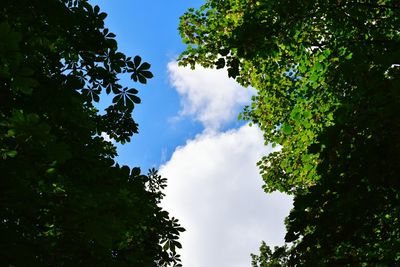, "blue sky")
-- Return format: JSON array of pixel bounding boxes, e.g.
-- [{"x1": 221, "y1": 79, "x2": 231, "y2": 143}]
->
[
  {"x1": 91, "y1": 0, "x2": 213, "y2": 170},
  {"x1": 89, "y1": 1, "x2": 292, "y2": 266}
]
